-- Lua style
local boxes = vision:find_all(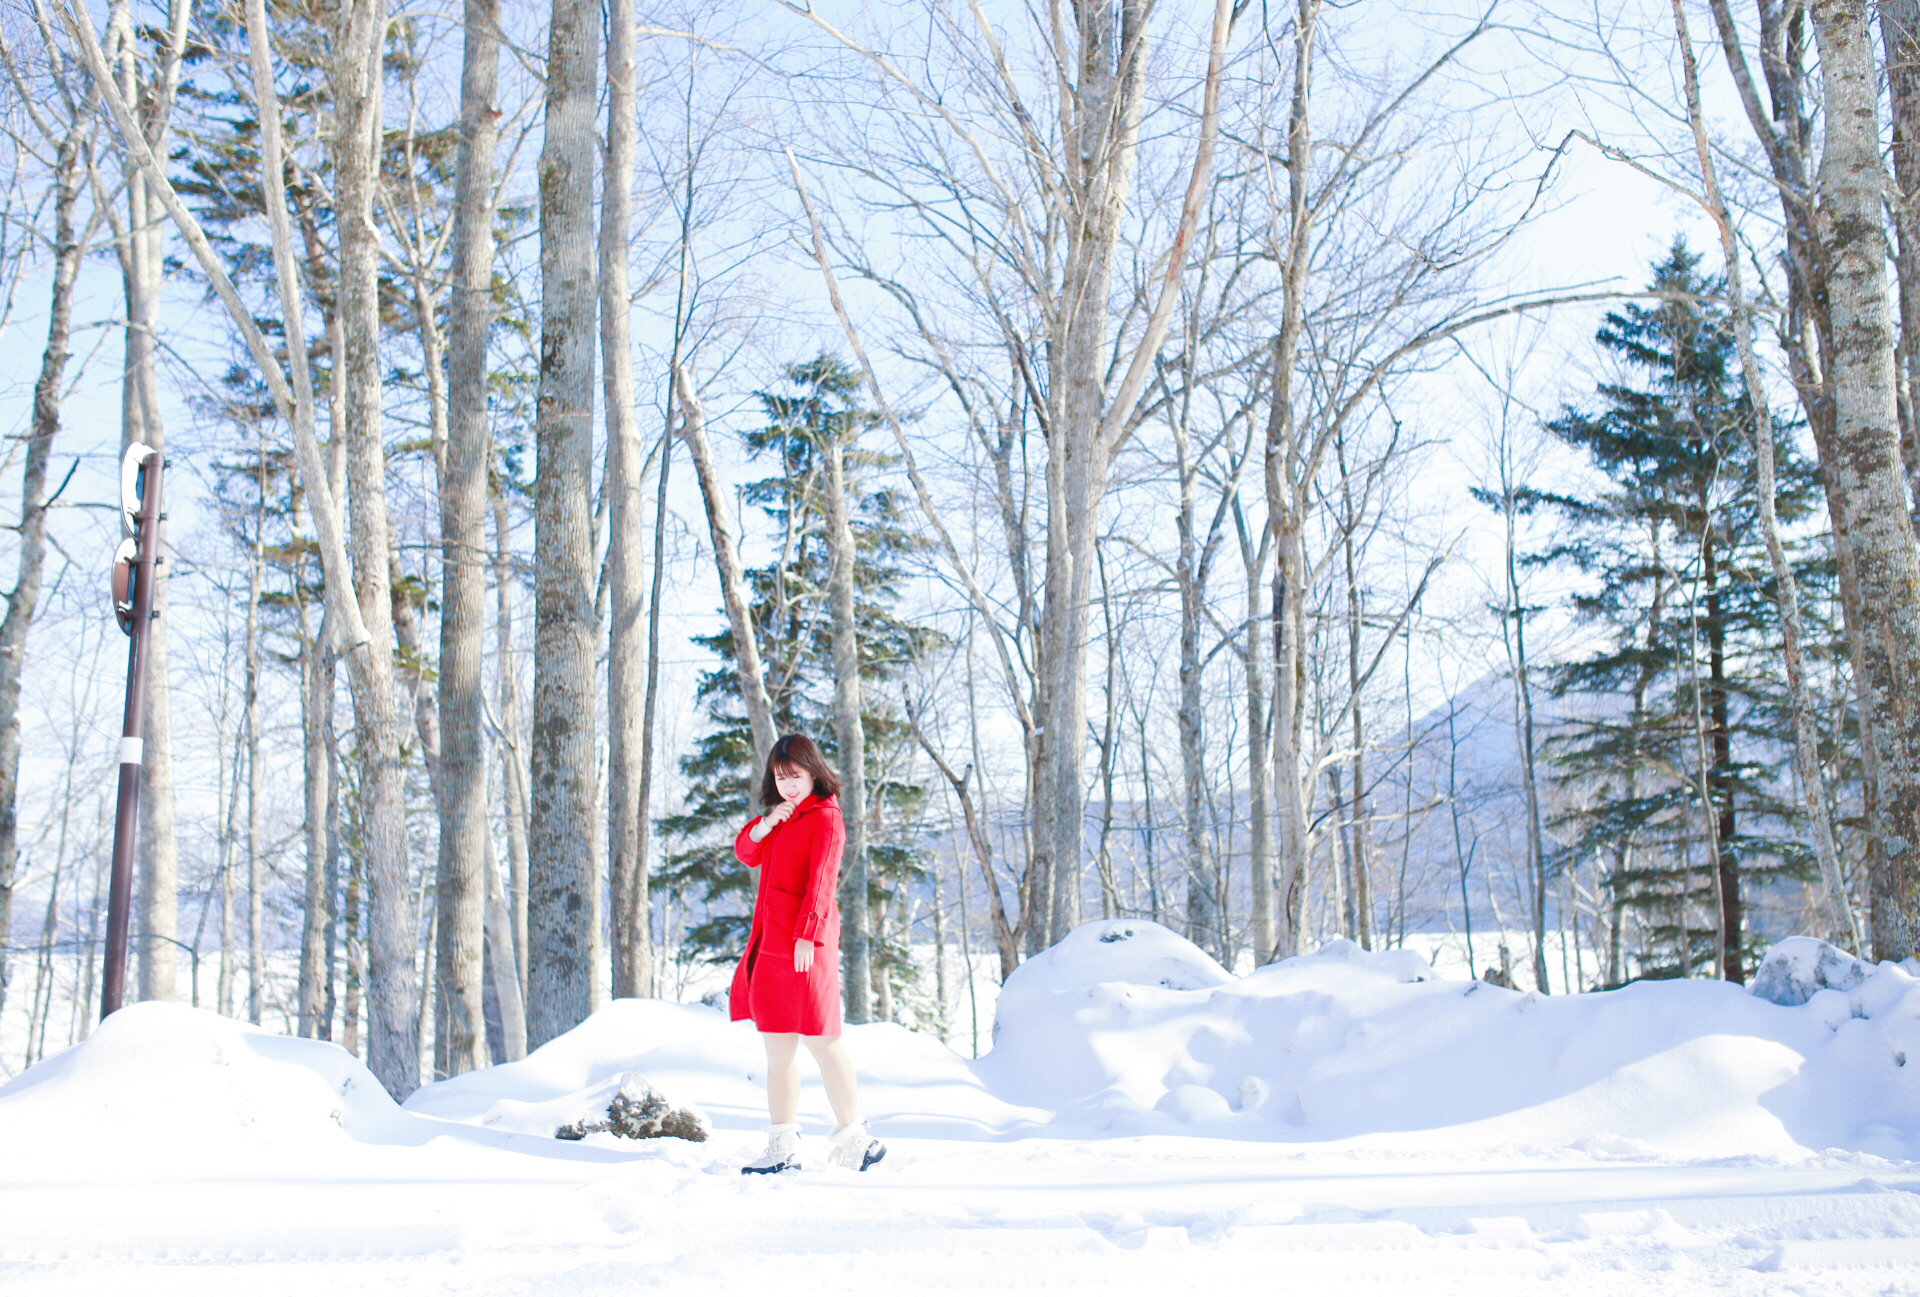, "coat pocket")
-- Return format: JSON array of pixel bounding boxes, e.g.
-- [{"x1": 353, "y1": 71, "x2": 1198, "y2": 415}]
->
[{"x1": 761, "y1": 887, "x2": 803, "y2": 928}]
